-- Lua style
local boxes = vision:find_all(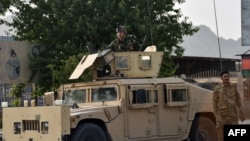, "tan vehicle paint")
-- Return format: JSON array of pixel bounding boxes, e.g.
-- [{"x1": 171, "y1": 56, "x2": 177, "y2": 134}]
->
[{"x1": 2, "y1": 46, "x2": 217, "y2": 141}]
